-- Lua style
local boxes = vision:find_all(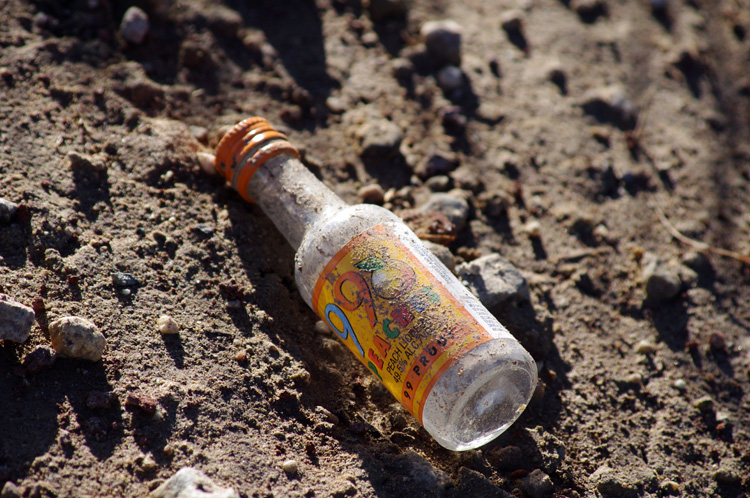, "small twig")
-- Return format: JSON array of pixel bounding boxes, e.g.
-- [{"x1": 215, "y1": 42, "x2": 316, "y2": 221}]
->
[{"x1": 652, "y1": 202, "x2": 750, "y2": 264}]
